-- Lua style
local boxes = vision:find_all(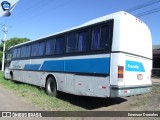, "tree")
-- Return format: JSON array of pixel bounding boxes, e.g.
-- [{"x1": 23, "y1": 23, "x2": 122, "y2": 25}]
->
[
  {"x1": 0, "y1": 37, "x2": 30, "y2": 68},
  {"x1": 4, "y1": 37, "x2": 30, "y2": 51}
]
